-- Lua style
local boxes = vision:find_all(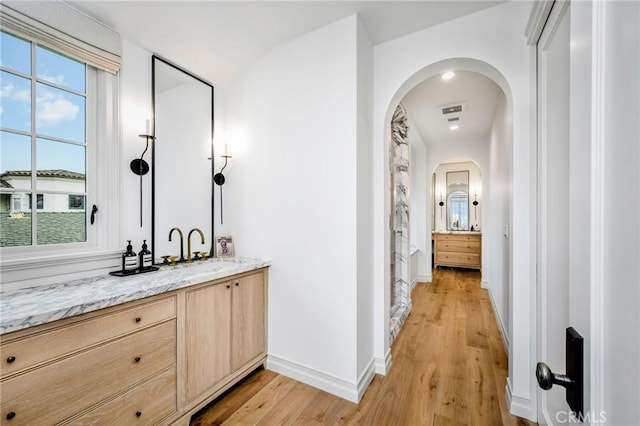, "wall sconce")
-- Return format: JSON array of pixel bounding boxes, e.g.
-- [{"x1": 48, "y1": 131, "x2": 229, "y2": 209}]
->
[
  {"x1": 131, "y1": 132, "x2": 154, "y2": 227},
  {"x1": 438, "y1": 192, "x2": 444, "y2": 218},
  {"x1": 472, "y1": 192, "x2": 479, "y2": 219},
  {"x1": 213, "y1": 144, "x2": 232, "y2": 224}
]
